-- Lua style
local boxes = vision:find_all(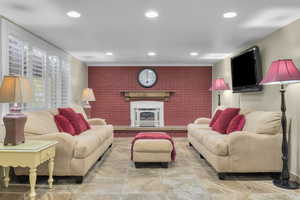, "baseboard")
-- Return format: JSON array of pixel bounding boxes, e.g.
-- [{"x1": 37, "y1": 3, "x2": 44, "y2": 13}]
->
[{"x1": 290, "y1": 173, "x2": 300, "y2": 183}]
